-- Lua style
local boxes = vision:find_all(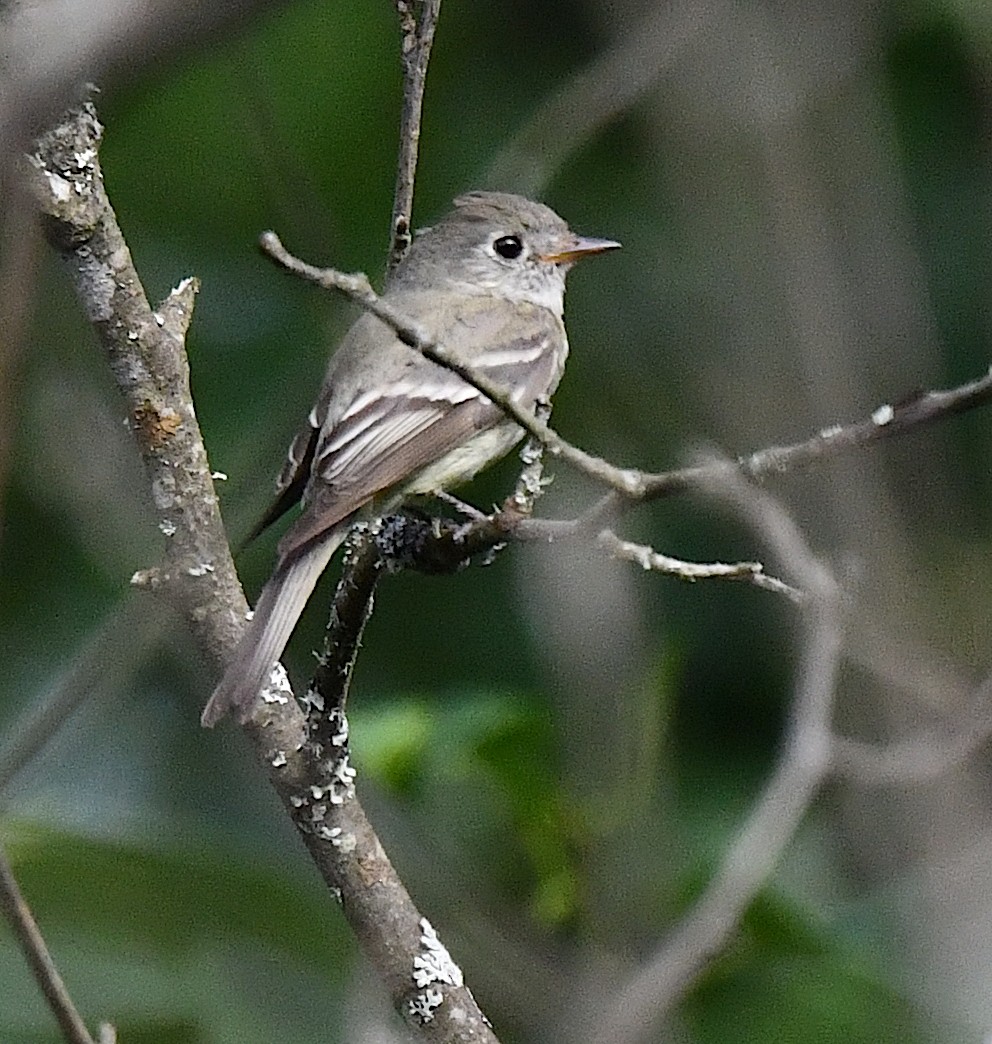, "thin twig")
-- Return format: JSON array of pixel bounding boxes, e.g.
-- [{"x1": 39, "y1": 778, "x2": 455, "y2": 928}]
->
[
  {"x1": 259, "y1": 231, "x2": 649, "y2": 497},
  {"x1": 0, "y1": 842, "x2": 105, "y2": 1044},
  {"x1": 0, "y1": 595, "x2": 166, "y2": 799},
  {"x1": 389, "y1": 0, "x2": 442, "y2": 270},
  {"x1": 306, "y1": 528, "x2": 385, "y2": 742},
  {"x1": 596, "y1": 529, "x2": 803, "y2": 602},
  {"x1": 642, "y1": 370, "x2": 992, "y2": 499}
]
